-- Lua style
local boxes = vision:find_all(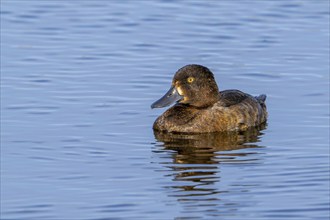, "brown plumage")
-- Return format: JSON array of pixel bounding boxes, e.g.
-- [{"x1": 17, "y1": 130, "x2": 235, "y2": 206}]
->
[{"x1": 151, "y1": 64, "x2": 268, "y2": 133}]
